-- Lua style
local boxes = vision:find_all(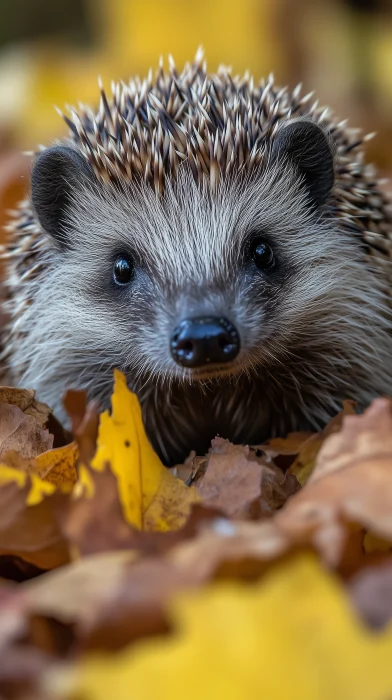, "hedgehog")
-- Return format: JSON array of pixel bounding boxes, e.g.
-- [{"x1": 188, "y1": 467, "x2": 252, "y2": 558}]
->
[{"x1": 1, "y1": 48, "x2": 392, "y2": 465}]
